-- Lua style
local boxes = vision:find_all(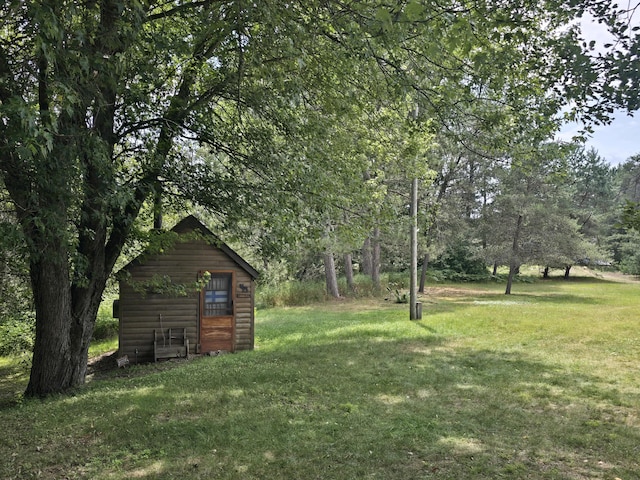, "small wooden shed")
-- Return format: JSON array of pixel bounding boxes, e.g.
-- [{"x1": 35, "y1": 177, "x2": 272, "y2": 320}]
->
[{"x1": 116, "y1": 215, "x2": 258, "y2": 363}]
